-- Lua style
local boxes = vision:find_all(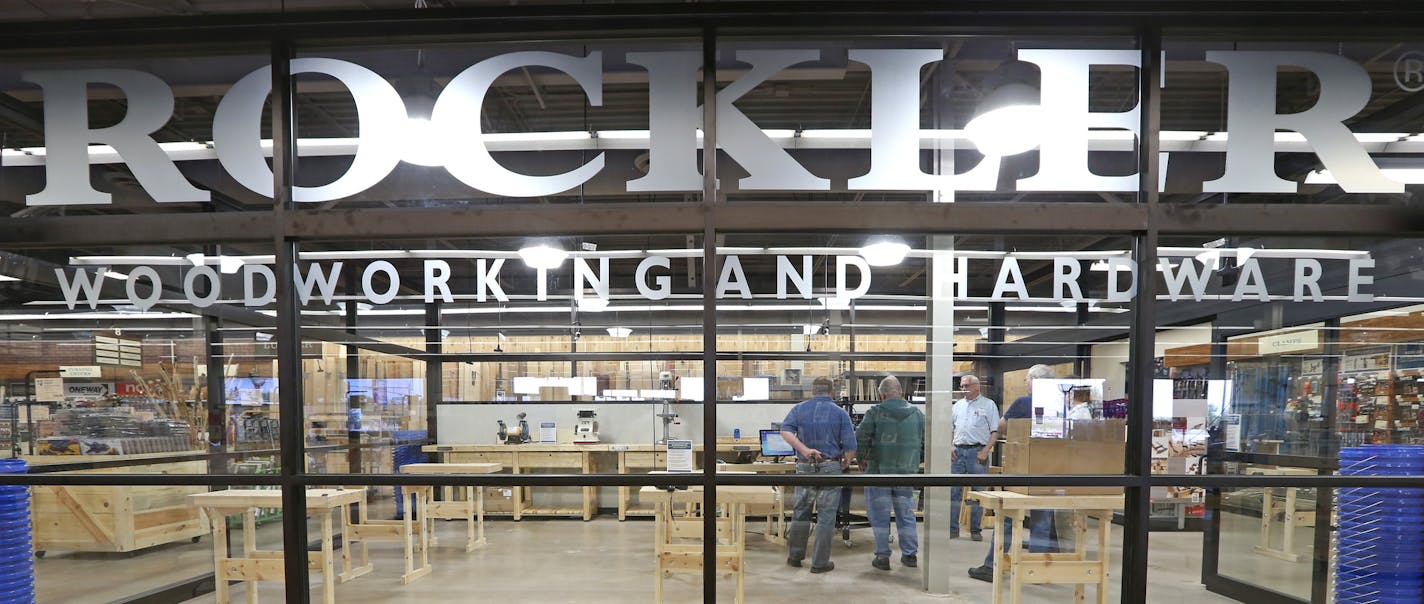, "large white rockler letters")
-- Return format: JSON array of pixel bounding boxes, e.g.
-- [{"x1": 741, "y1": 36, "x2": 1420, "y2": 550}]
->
[
  {"x1": 23, "y1": 69, "x2": 209, "y2": 205},
  {"x1": 14, "y1": 48, "x2": 1415, "y2": 205}
]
